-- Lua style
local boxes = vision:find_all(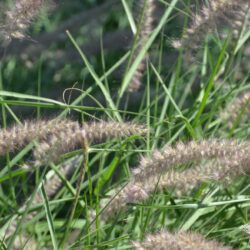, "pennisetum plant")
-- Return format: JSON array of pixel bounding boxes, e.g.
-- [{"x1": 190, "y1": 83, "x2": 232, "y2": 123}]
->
[
  {"x1": 1, "y1": 1, "x2": 250, "y2": 248},
  {"x1": 1, "y1": 118, "x2": 147, "y2": 247},
  {"x1": 94, "y1": 139, "x2": 250, "y2": 220}
]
